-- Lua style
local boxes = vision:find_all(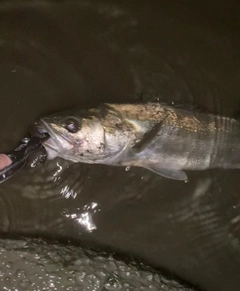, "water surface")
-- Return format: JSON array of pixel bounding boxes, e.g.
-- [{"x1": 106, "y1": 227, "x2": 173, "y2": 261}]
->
[{"x1": 0, "y1": 1, "x2": 240, "y2": 290}]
